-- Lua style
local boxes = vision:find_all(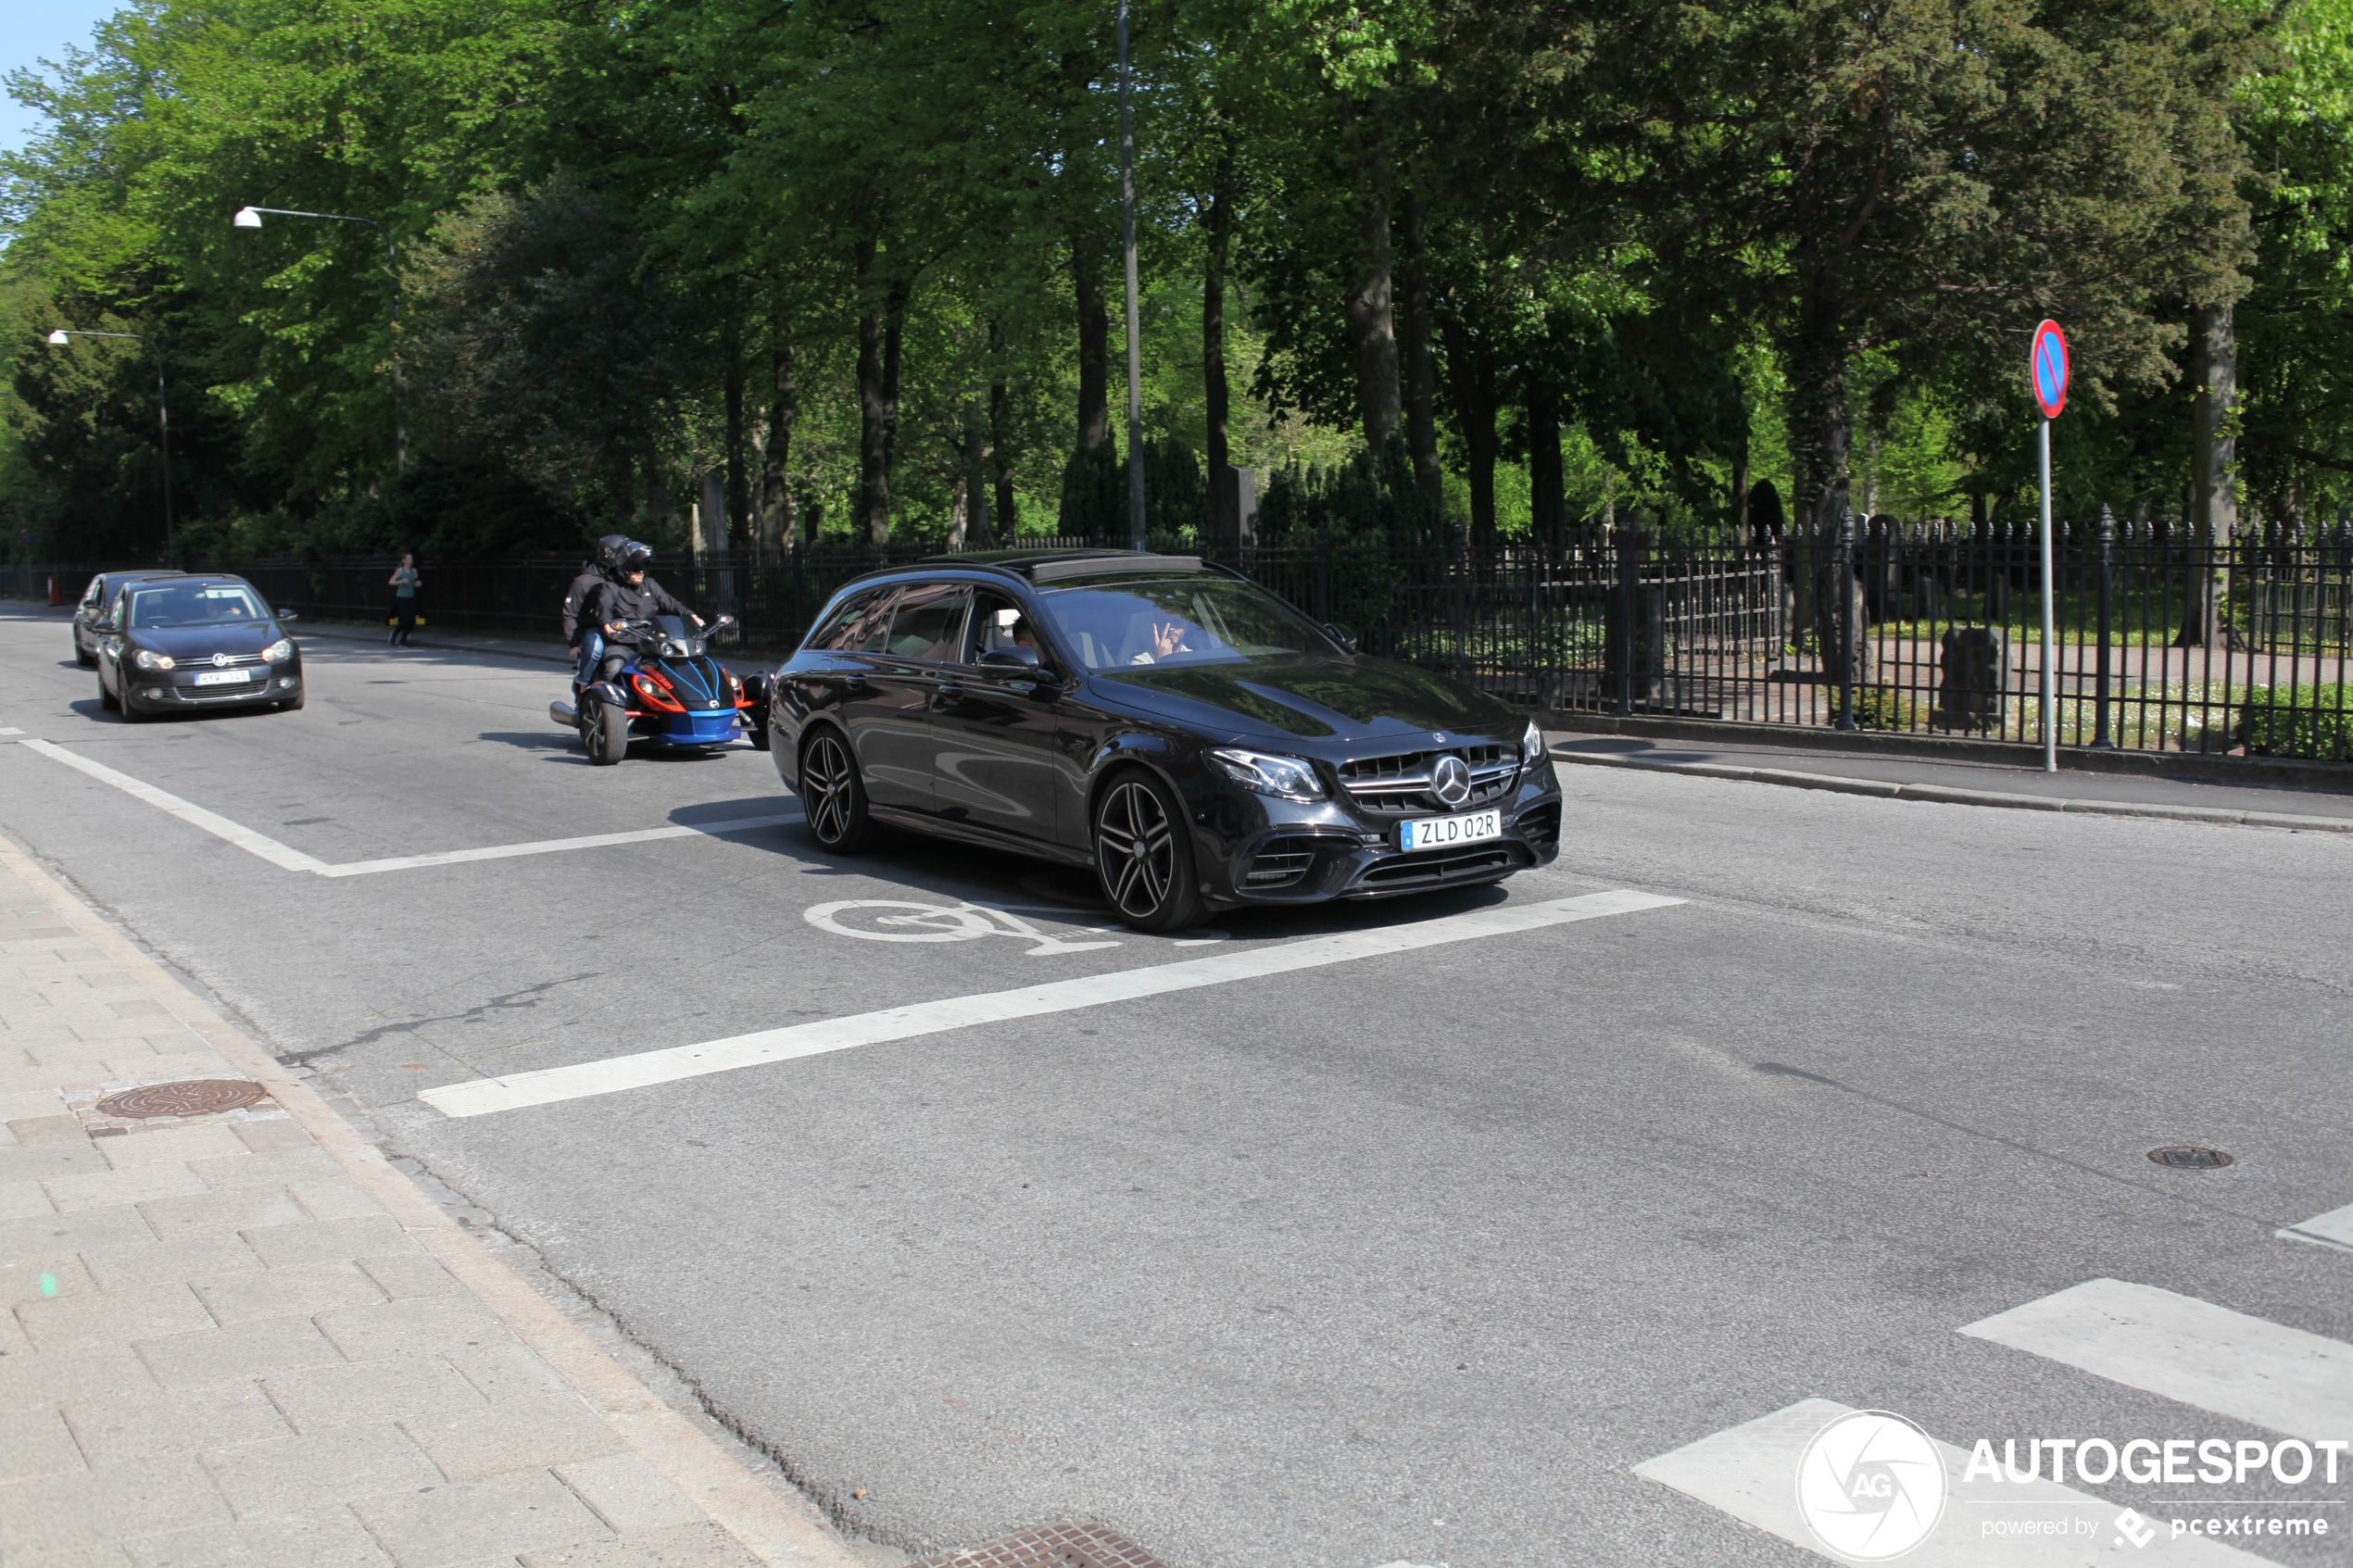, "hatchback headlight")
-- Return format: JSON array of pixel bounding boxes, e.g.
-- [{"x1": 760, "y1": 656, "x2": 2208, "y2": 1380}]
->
[
  {"x1": 262, "y1": 638, "x2": 294, "y2": 663},
  {"x1": 133, "y1": 648, "x2": 175, "y2": 671},
  {"x1": 1522, "y1": 719, "x2": 1546, "y2": 763},
  {"x1": 1208, "y1": 748, "x2": 1326, "y2": 801}
]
